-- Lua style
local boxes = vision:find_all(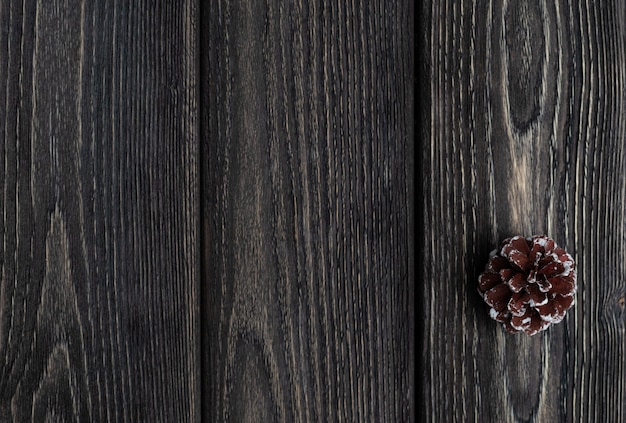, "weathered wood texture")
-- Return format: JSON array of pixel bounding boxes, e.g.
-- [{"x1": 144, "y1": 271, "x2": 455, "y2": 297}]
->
[
  {"x1": 0, "y1": 1, "x2": 199, "y2": 421},
  {"x1": 201, "y1": 1, "x2": 414, "y2": 422},
  {"x1": 1, "y1": 0, "x2": 415, "y2": 421},
  {"x1": 423, "y1": 0, "x2": 626, "y2": 422}
]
